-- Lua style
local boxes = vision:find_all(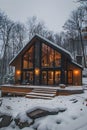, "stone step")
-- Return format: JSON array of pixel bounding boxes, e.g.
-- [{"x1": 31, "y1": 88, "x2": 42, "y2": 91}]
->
[{"x1": 26, "y1": 94, "x2": 53, "y2": 100}]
